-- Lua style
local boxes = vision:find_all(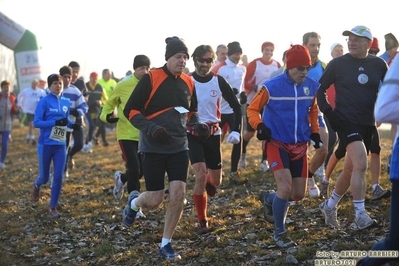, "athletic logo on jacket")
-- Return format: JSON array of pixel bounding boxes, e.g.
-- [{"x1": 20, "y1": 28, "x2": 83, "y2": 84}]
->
[{"x1": 303, "y1": 86, "x2": 310, "y2": 96}]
